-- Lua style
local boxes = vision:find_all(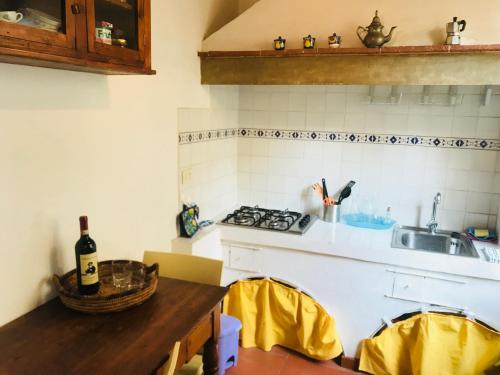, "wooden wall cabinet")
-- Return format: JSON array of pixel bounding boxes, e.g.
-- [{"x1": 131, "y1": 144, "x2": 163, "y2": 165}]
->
[{"x1": 0, "y1": 0, "x2": 154, "y2": 75}]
